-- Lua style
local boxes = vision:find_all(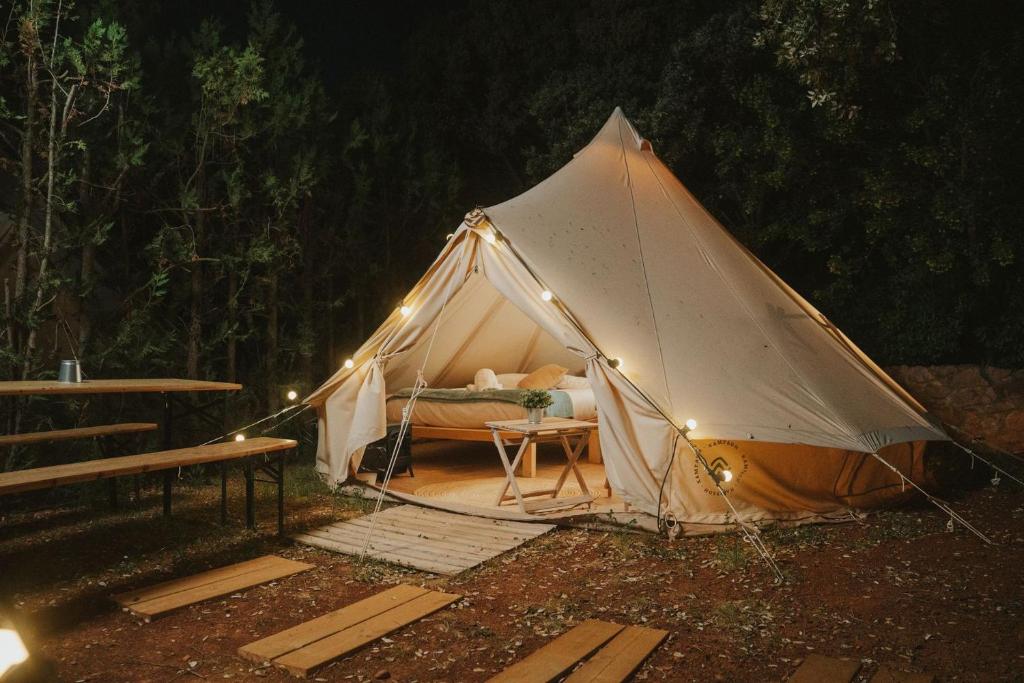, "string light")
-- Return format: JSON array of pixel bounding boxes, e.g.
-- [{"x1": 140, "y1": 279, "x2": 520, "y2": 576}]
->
[
  {"x1": 445, "y1": 233, "x2": 454, "y2": 240},
  {"x1": 286, "y1": 389, "x2": 298, "y2": 402},
  {"x1": 482, "y1": 230, "x2": 497, "y2": 245},
  {"x1": 0, "y1": 626, "x2": 29, "y2": 677},
  {"x1": 608, "y1": 357, "x2": 623, "y2": 369},
  {"x1": 721, "y1": 469, "x2": 734, "y2": 483},
  {"x1": 400, "y1": 305, "x2": 412, "y2": 317},
  {"x1": 541, "y1": 290, "x2": 553, "y2": 302},
  {"x1": 234, "y1": 433, "x2": 246, "y2": 442},
  {"x1": 343, "y1": 358, "x2": 355, "y2": 369},
  {"x1": 685, "y1": 418, "x2": 698, "y2": 431}
]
